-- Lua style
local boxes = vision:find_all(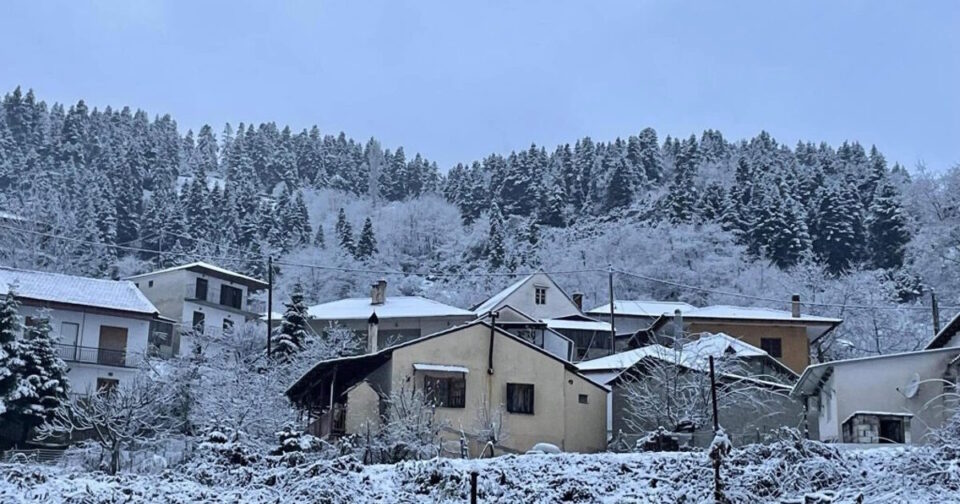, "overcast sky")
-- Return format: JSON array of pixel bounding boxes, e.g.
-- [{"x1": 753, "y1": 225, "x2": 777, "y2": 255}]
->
[{"x1": 2, "y1": 1, "x2": 958, "y2": 171}]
